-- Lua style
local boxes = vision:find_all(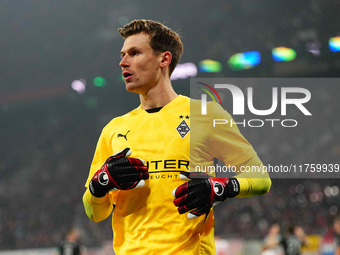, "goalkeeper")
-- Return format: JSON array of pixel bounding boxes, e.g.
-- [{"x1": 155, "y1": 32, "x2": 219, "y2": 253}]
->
[{"x1": 83, "y1": 19, "x2": 271, "y2": 255}]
